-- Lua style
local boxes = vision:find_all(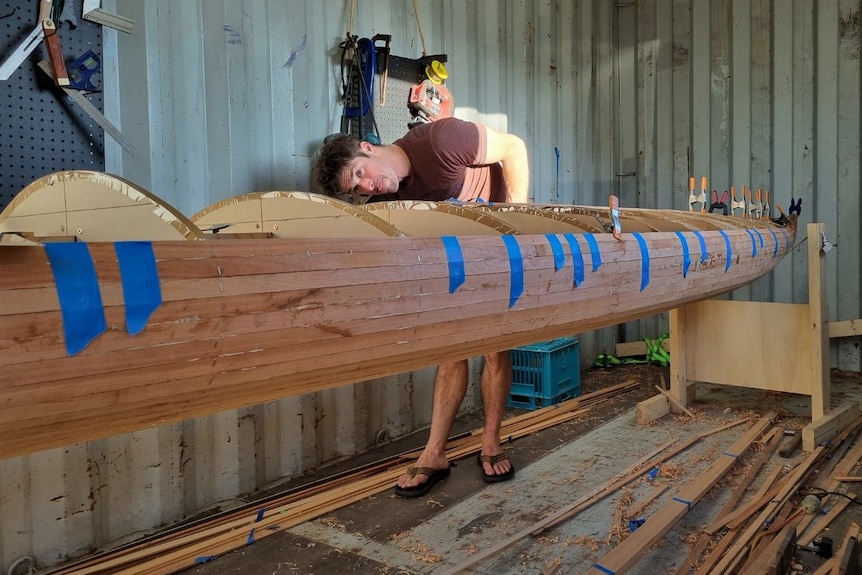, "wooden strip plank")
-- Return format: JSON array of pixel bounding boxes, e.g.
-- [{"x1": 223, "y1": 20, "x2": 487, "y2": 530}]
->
[
  {"x1": 655, "y1": 385, "x2": 696, "y2": 418},
  {"x1": 676, "y1": 427, "x2": 783, "y2": 573},
  {"x1": 580, "y1": 415, "x2": 774, "y2": 575},
  {"x1": 707, "y1": 445, "x2": 826, "y2": 574}
]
